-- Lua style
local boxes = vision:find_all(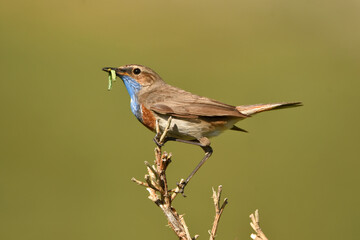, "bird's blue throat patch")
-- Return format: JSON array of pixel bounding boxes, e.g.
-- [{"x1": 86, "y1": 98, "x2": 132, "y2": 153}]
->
[{"x1": 120, "y1": 75, "x2": 142, "y2": 121}]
